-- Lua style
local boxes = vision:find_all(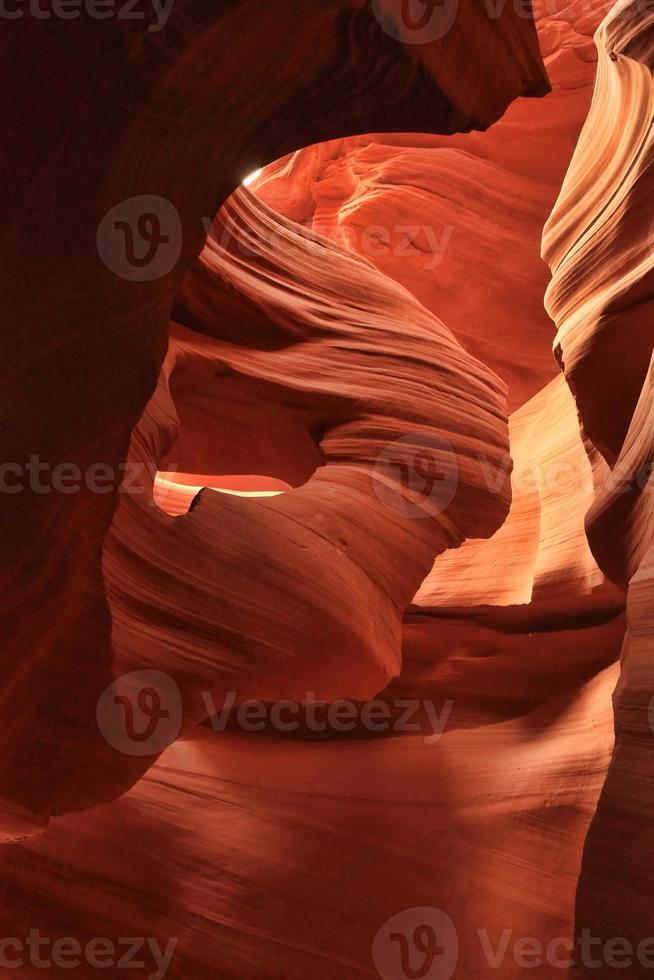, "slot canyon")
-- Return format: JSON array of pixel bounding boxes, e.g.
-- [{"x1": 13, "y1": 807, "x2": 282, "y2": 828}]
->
[{"x1": 2, "y1": 0, "x2": 654, "y2": 977}]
